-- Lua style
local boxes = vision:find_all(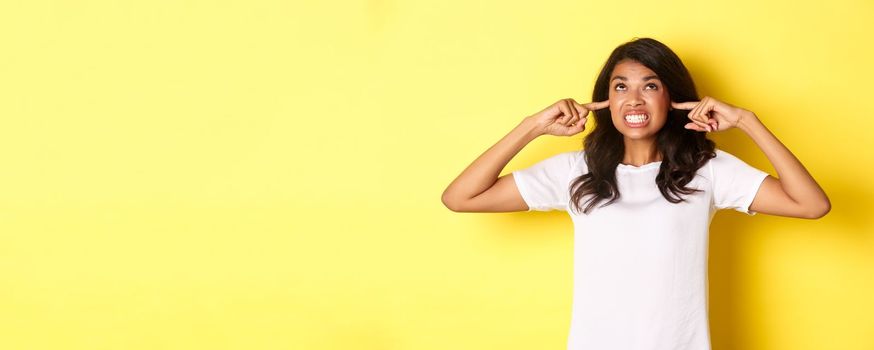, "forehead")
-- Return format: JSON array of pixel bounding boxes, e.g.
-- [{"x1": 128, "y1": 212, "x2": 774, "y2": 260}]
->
[{"x1": 610, "y1": 60, "x2": 659, "y2": 79}]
